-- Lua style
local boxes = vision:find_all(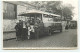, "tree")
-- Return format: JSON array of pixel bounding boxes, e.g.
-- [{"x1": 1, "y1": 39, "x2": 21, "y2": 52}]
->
[
  {"x1": 62, "y1": 4, "x2": 74, "y2": 20},
  {"x1": 28, "y1": 1, "x2": 74, "y2": 20}
]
